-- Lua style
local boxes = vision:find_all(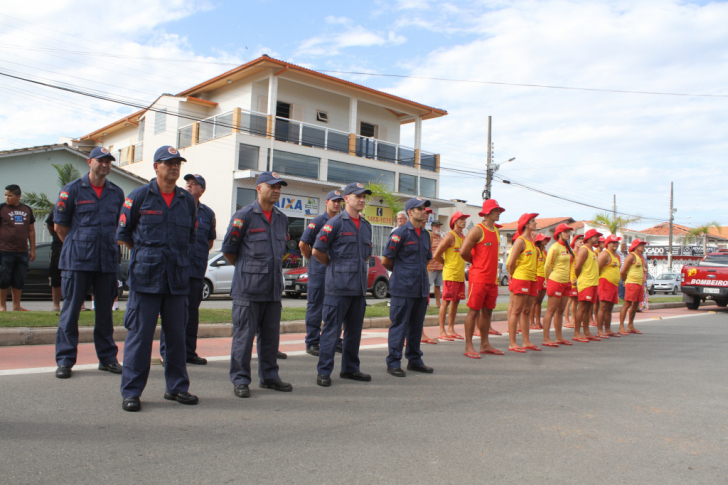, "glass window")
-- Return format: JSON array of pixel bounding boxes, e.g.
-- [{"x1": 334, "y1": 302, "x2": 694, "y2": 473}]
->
[
  {"x1": 215, "y1": 112, "x2": 233, "y2": 138},
  {"x1": 236, "y1": 188, "x2": 256, "y2": 211},
  {"x1": 154, "y1": 108, "x2": 166, "y2": 135},
  {"x1": 420, "y1": 178, "x2": 436, "y2": 198},
  {"x1": 238, "y1": 144, "x2": 260, "y2": 170},
  {"x1": 420, "y1": 153, "x2": 436, "y2": 172},
  {"x1": 327, "y1": 160, "x2": 395, "y2": 191},
  {"x1": 399, "y1": 173, "x2": 417, "y2": 195},
  {"x1": 269, "y1": 149, "x2": 319, "y2": 179},
  {"x1": 178, "y1": 125, "x2": 193, "y2": 149}
]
